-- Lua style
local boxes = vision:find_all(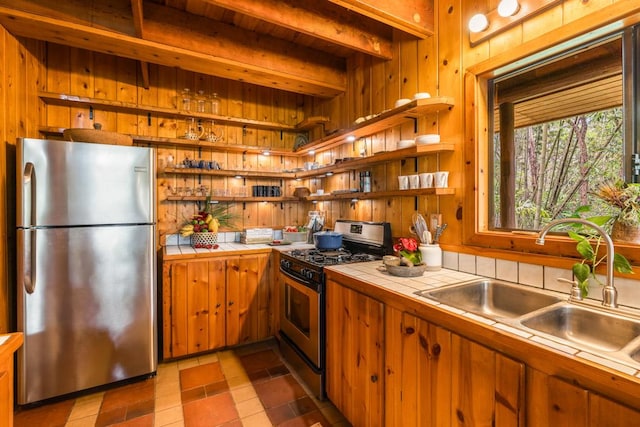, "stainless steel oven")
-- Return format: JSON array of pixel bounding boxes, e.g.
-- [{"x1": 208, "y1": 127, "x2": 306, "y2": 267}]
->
[{"x1": 278, "y1": 220, "x2": 393, "y2": 399}]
